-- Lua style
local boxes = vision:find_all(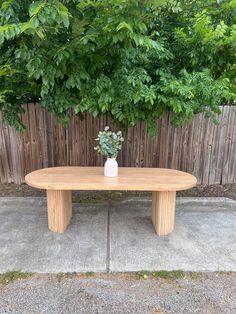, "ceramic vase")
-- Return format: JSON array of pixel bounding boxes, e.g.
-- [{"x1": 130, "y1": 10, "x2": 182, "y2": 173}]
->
[{"x1": 104, "y1": 157, "x2": 118, "y2": 177}]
